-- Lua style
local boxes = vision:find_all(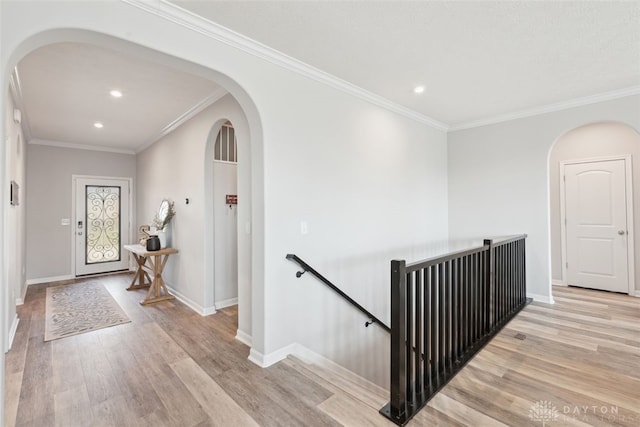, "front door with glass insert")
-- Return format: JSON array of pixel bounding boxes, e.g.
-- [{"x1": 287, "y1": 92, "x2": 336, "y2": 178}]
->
[{"x1": 75, "y1": 177, "x2": 130, "y2": 276}]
